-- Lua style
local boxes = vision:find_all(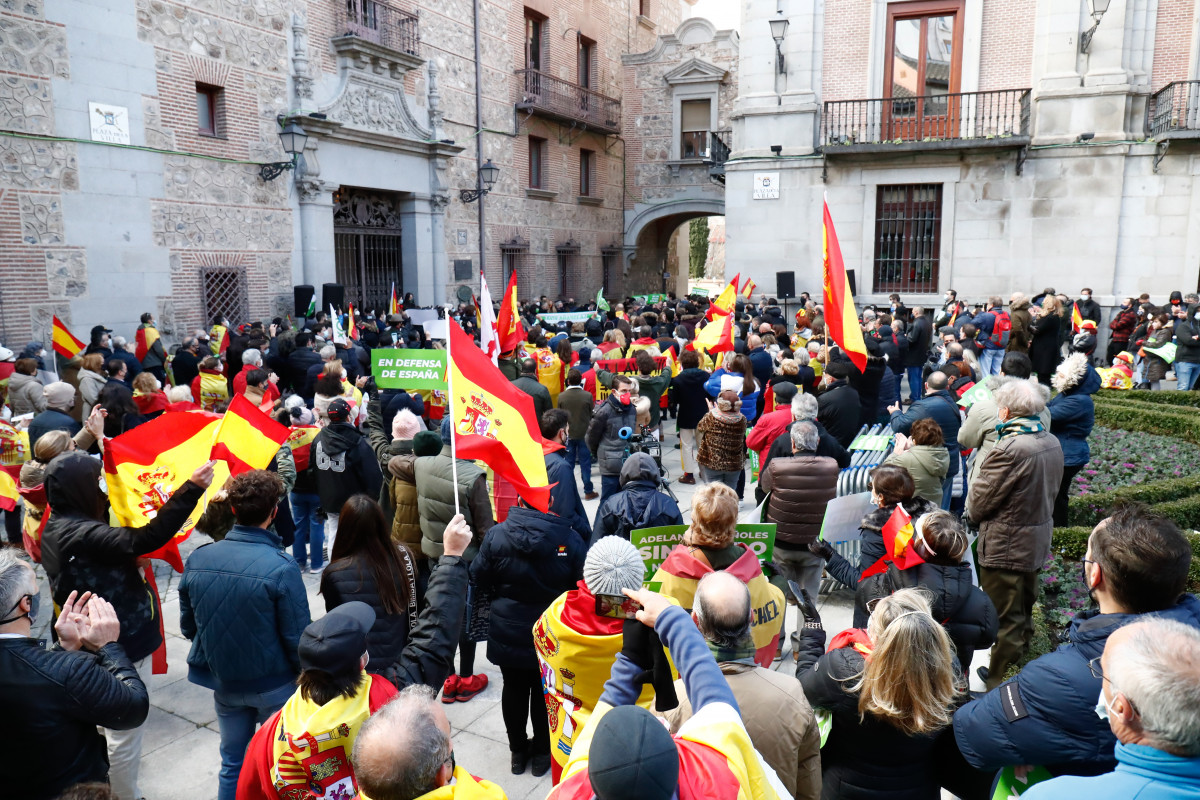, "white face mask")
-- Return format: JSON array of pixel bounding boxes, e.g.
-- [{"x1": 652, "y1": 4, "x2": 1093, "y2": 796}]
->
[{"x1": 1095, "y1": 688, "x2": 1113, "y2": 720}]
